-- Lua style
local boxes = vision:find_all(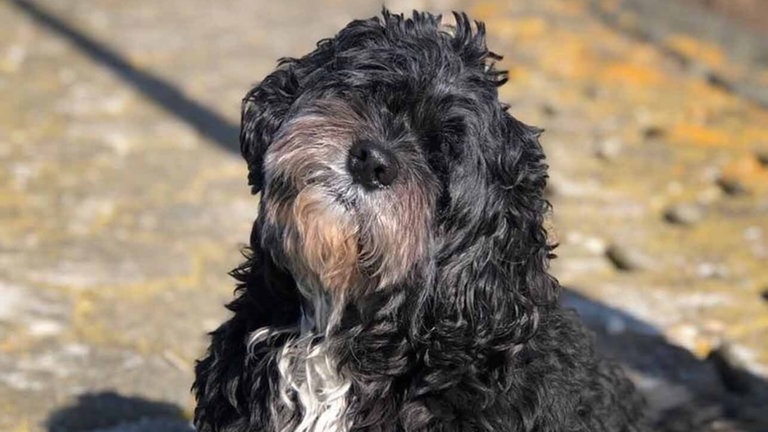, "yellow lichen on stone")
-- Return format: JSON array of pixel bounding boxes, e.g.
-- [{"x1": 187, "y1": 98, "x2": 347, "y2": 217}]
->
[
  {"x1": 666, "y1": 34, "x2": 725, "y2": 69},
  {"x1": 669, "y1": 122, "x2": 730, "y2": 147}
]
